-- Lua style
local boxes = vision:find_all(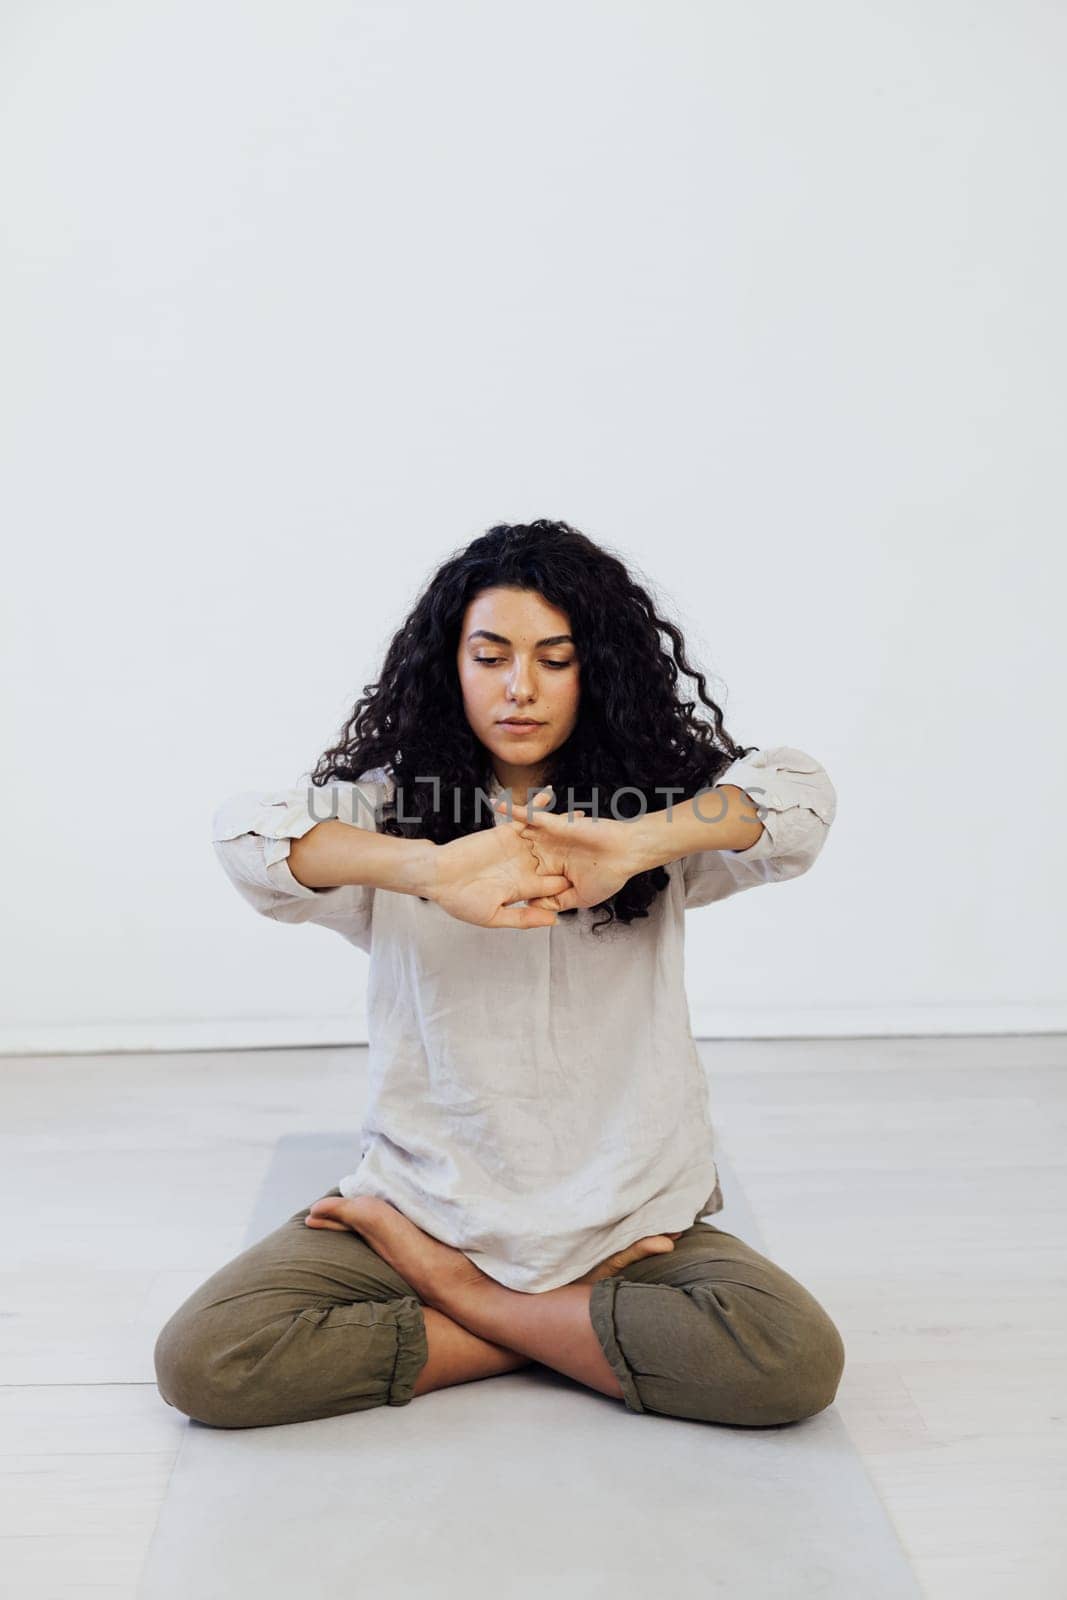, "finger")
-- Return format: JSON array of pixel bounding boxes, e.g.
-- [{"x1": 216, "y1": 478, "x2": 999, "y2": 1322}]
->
[
  {"x1": 493, "y1": 786, "x2": 555, "y2": 814},
  {"x1": 523, "y1": 812, "x2": 584, "y2": 839},
  {"x1": 490, "y1": 904, "x2": 559, "y2": 929},
  {"x1": 528, "y1": 887, "x2": 581, "y2": 912},
  {"x1": 509, "y1": 803, "x2": 588, "y2": 824},
  {"x1": 494, "y1": 798, "x2": 549, "y2": 835},
  {"x1": 494, "y1": 798, "x2": 531, "y2": 822},
  {"x1": 517, "y1": 873, "x2": 571, "y2": 898},
  {"x1": 495, "y1": 784, "x2": 553, "y2": 804},
  {"x1": 495, "y1": 798, "x2": 576, "y2": 829}
]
